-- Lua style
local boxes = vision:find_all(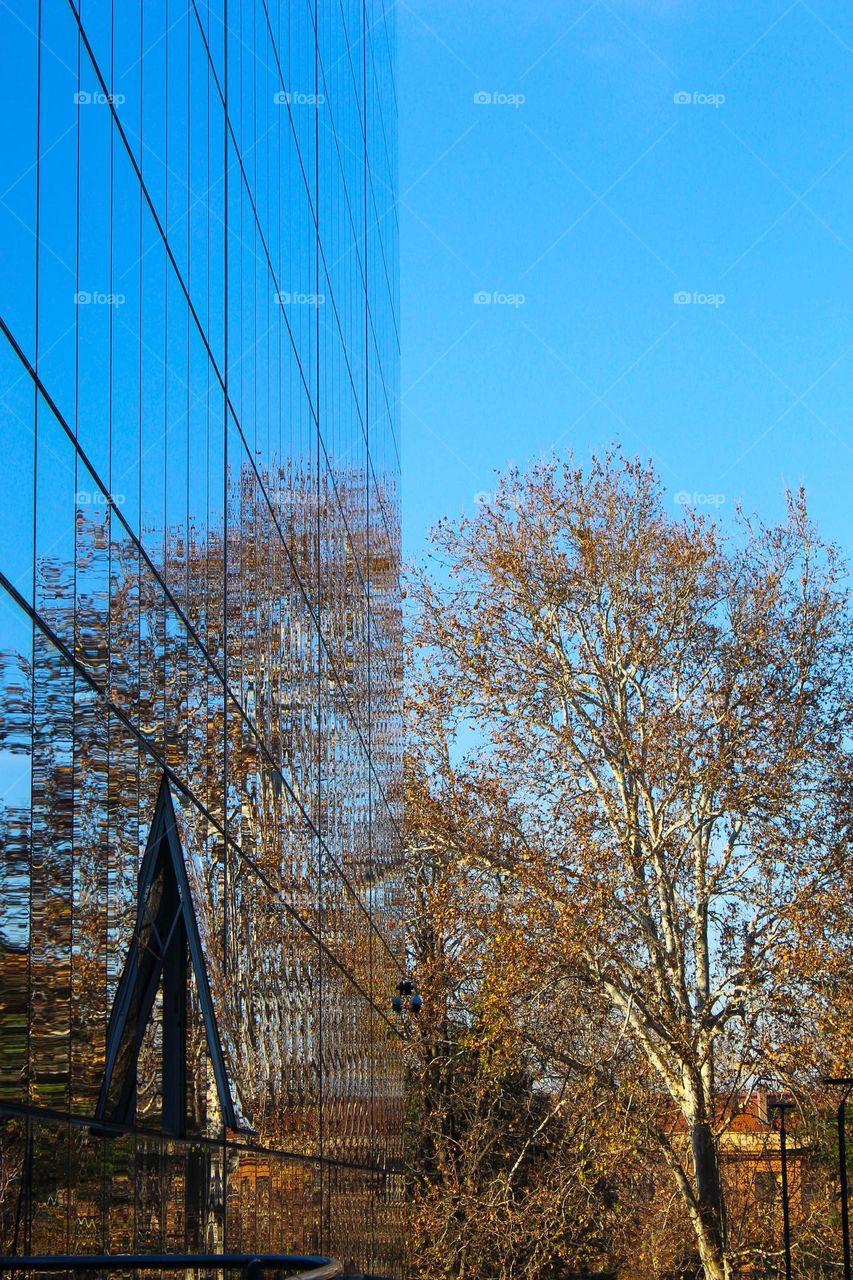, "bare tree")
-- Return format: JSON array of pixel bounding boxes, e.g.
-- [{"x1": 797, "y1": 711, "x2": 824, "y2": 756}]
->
[{"x1": 408, "y1": 452, "x2": 853, "y2": 1280}]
